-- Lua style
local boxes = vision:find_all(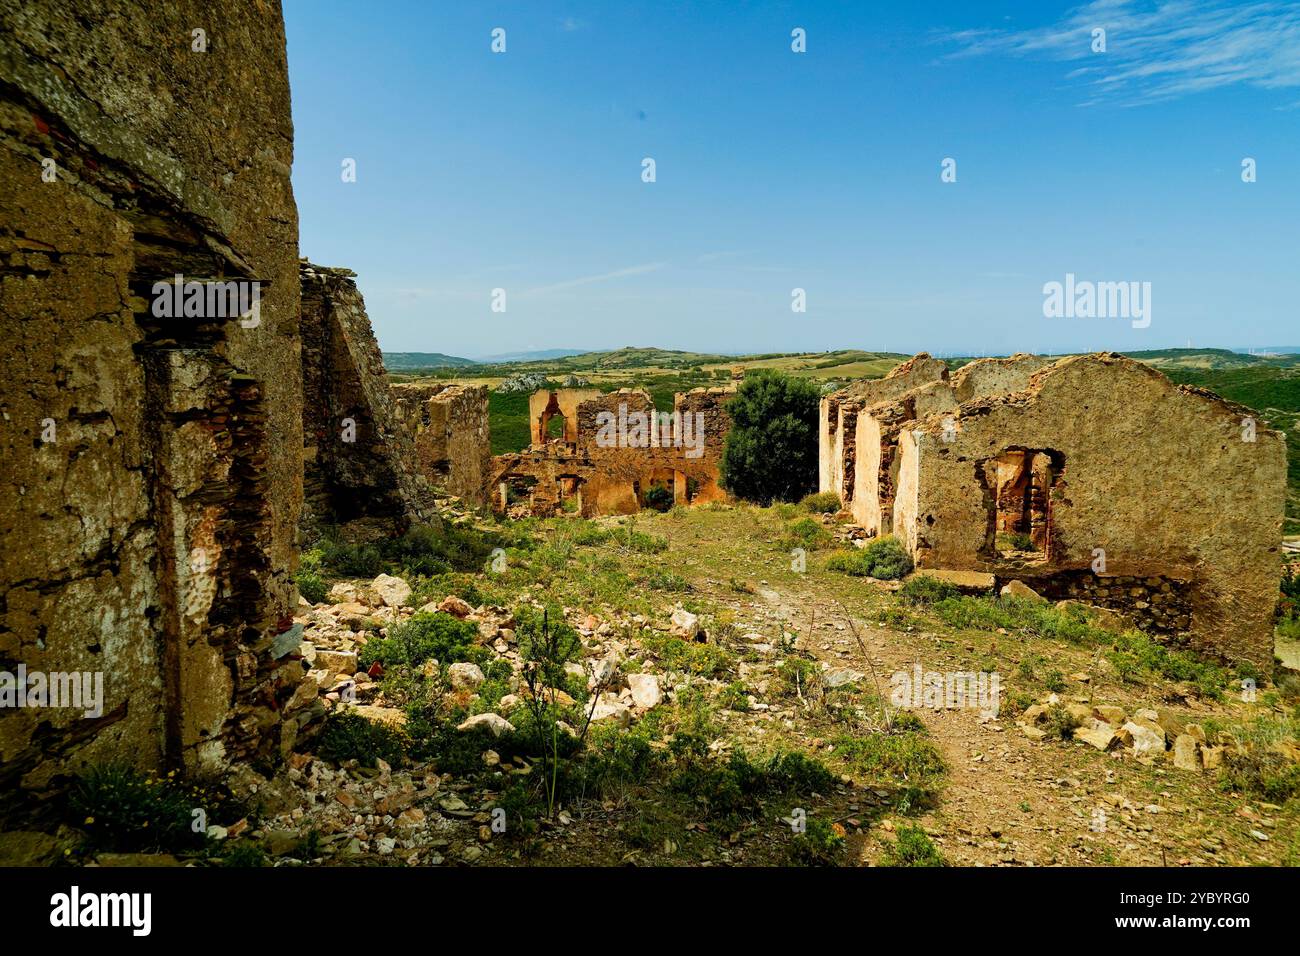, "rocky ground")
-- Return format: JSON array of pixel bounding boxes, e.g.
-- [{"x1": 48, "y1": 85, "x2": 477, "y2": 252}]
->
[{"x1": 32, "y1": 500, "x2": 1300, "y2": 869}]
